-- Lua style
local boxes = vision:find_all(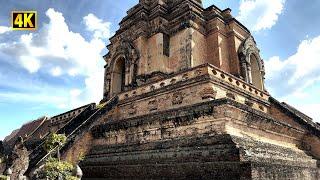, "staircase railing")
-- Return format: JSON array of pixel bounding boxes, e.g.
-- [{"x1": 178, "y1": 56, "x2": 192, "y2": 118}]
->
[
  {"x1": 29, "y1": 104, "x2": 95, "y2": 153},
  {"x1": 28, "y1": 104, "x2": 96, "y2": 164},
  {"x1": 60, "y1": 96, "x2": 118, "y2": 155},
  {"x1": 27, "y1": 96, "x2": 118, "y2": 173}
]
